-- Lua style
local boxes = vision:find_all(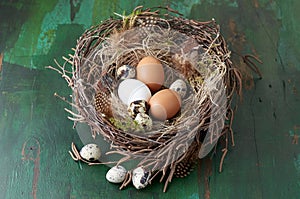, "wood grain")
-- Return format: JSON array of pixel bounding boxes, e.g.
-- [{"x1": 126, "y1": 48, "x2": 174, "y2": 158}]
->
[{"x1": 0, "y1": 0, "x2": 300, "y2": 198}]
